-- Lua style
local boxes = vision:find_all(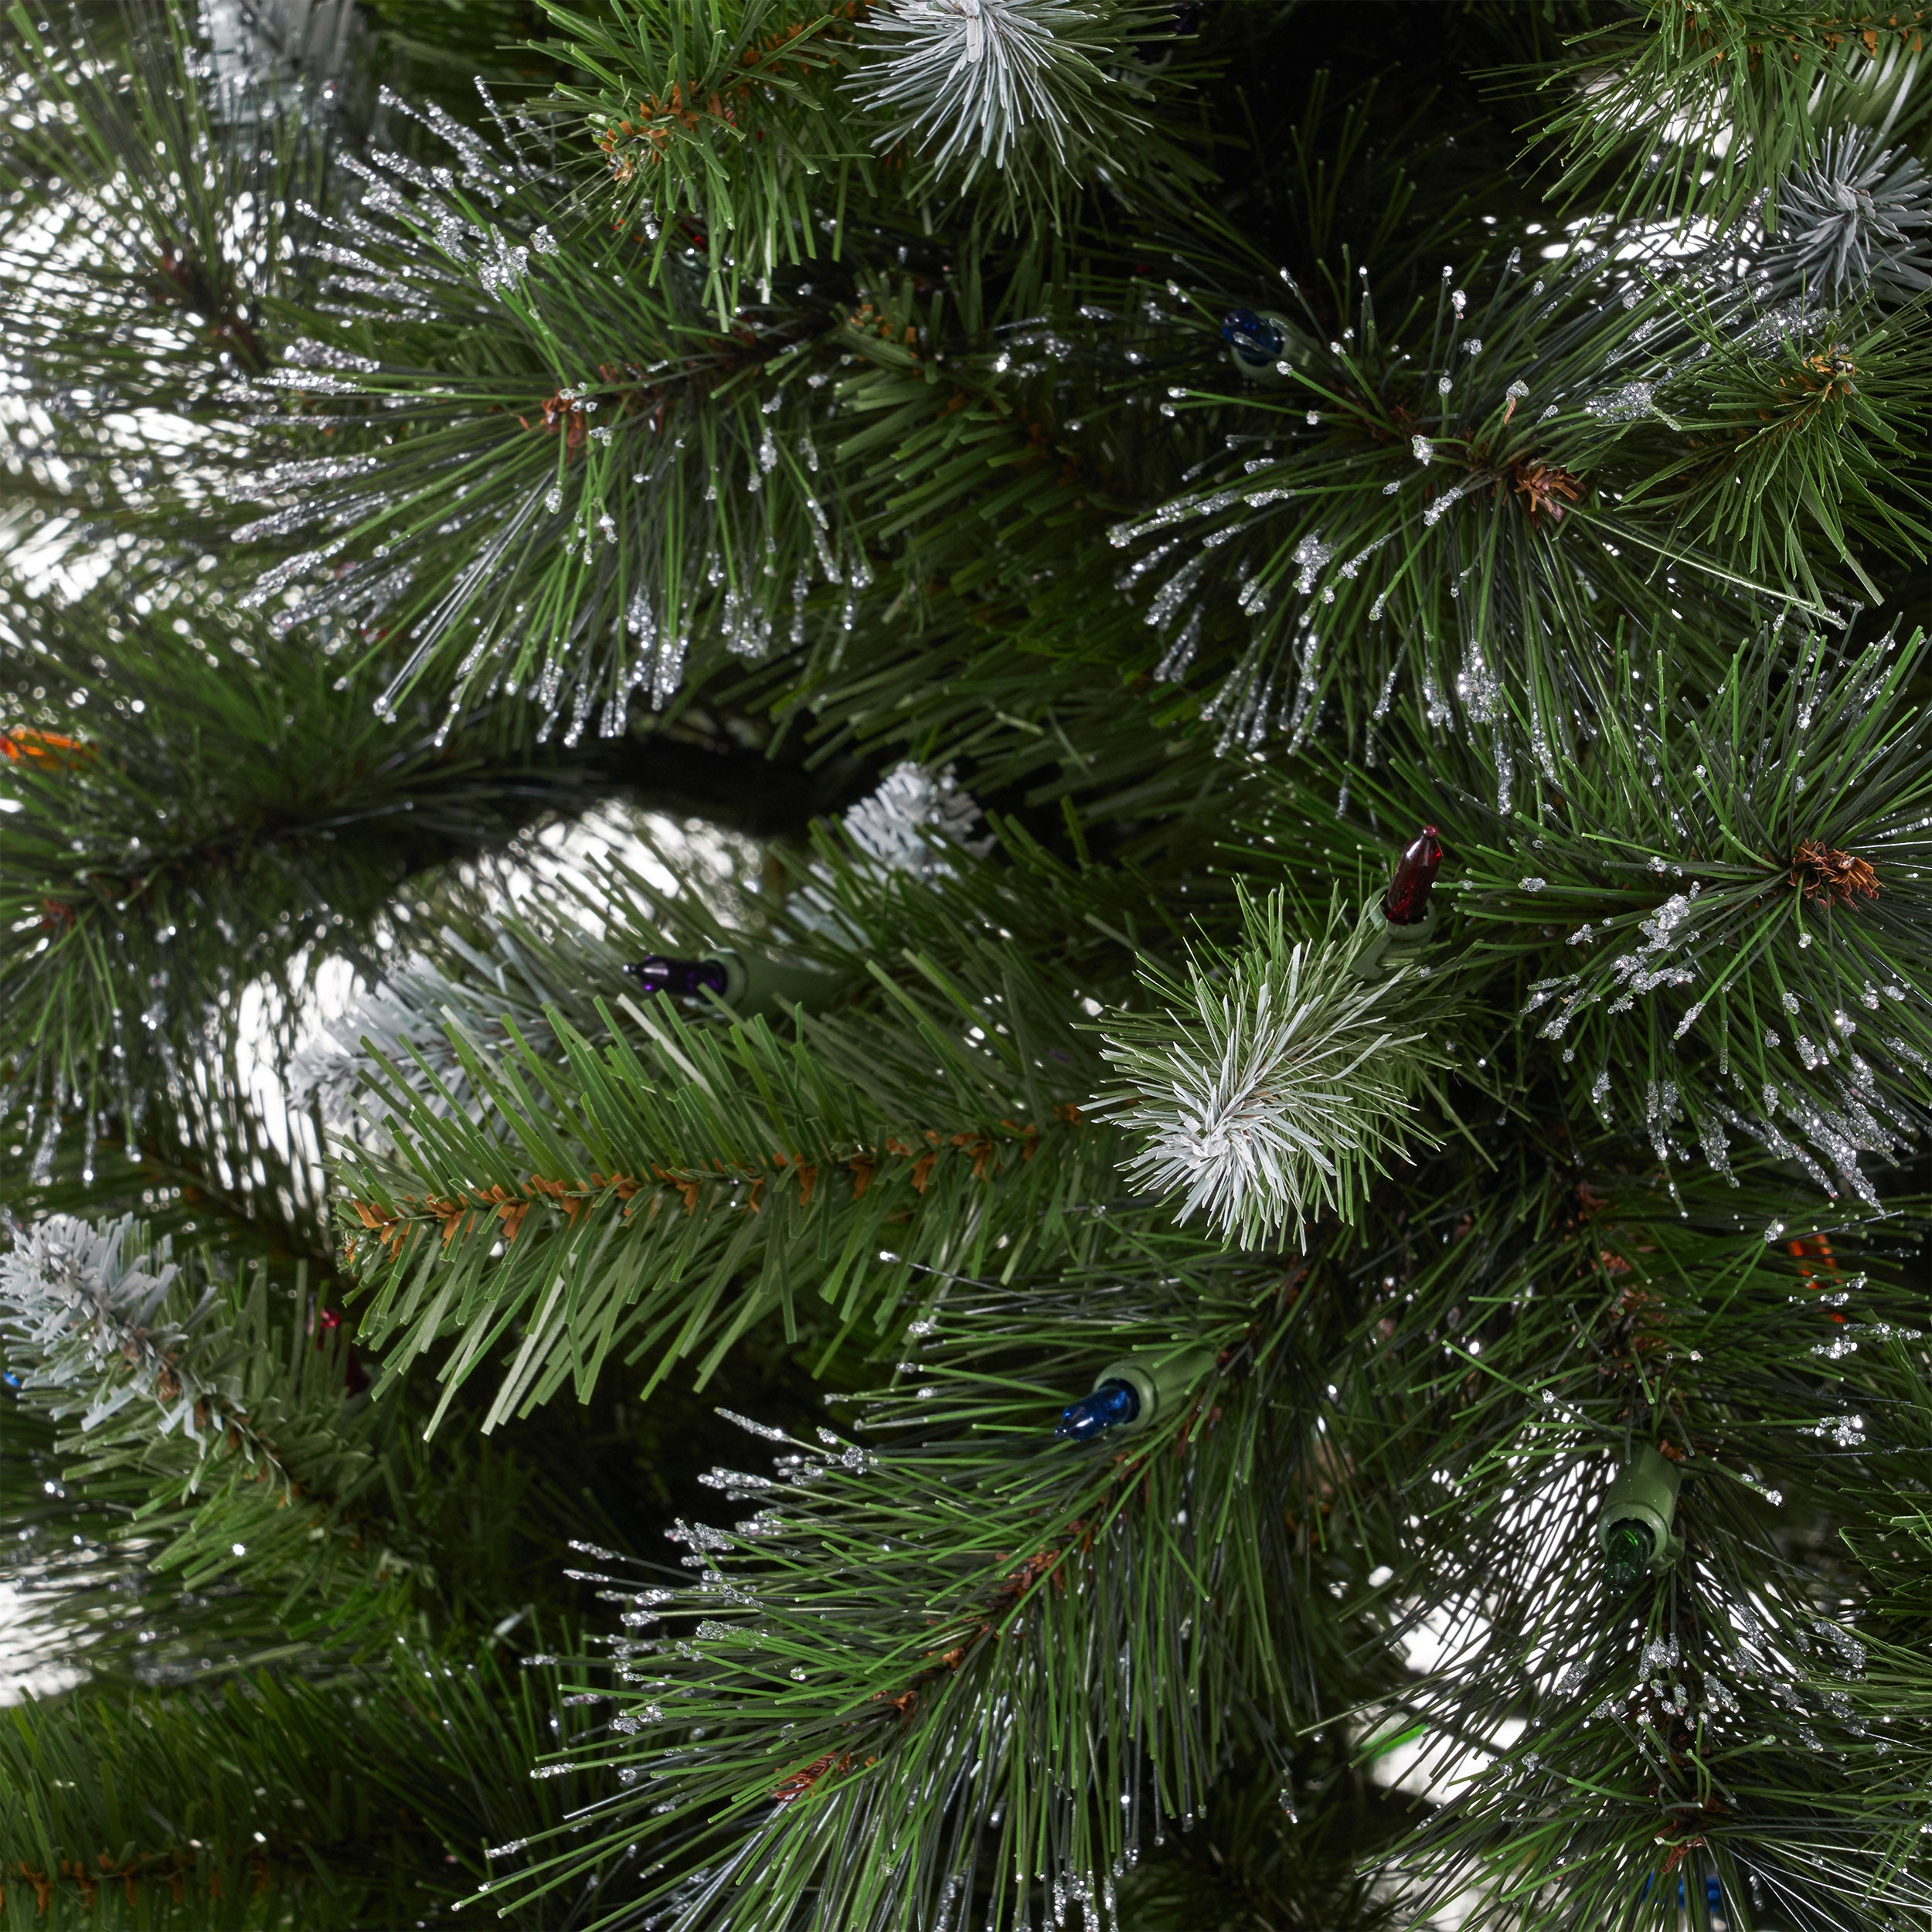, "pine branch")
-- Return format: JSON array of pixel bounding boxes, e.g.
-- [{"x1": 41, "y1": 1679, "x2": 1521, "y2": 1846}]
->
[
  {"x1": 0, "y1": 1206, "x2": 660, "y2": 1671},
  {"x1": 848, "y1": 0, "x2": 1172, "y2": 199},
  {"x1": 338, "y1": 968, "x2": 1121, "y2": 1429},
  {"x1": 331, "y1": 815, "x2": 1197, "y2": 1427},
  {"x1": 533, "y1": 0, "x2": 874, "y2": 320},
  {"x1": 1534, "y1": 5, "x2": 1932, "y2": 234},
  {"x1": 217, "y1": 125, "x2": 1194, "y2": 734},
  {"x1": 0, "y1": 1642, "x2": 604, "y2": 1928},
  {"x1": 222, "y1": 94, "x2": 875, "y2": 735},
  {"x1": 1606, "y1": 293, "x2": 1932, "y2": 605},
  {"x1": 0, "y1": 0, "x2": 332, "y2": 509},
  {"x1": 0, "y1": 580, "x2": 590, "y2": 1122},
  {"x1": 0, "y1": 1215, "x2": 416, "y2": 1648},
  {"x1": 486, "y1": 1250, "x2": 1406, "y2": 1930},
  {"x1": 1098, "y1": 239, "x2": 1788, "y2": 764},
  {"x1": 1344, "y1": 1155, "x2": 1932, "y2": 1932},
  {"x1": 535, "y1": 0, "x2": 1199, "y2": 325},
  {"x1": 1447, "y1": 624, "x2": 1932, "y2": 1209}
]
